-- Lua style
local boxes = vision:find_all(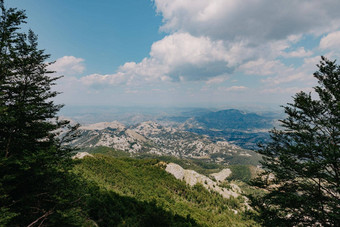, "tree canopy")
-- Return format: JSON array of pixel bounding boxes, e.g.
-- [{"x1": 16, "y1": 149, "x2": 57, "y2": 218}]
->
[
  {"x1": 0, "y1": 1, "x2": 85, "y2": 225},
  {"x1": 253, "y1": 56, "x2": 340, "y2": 226}
]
